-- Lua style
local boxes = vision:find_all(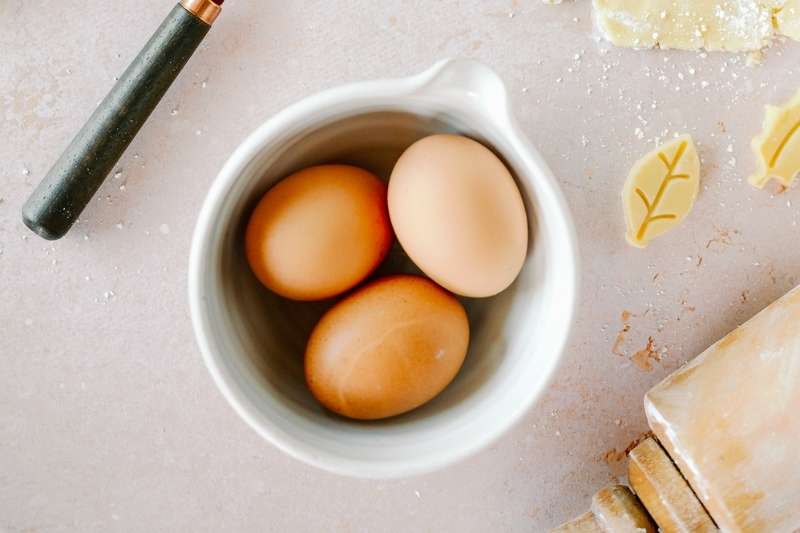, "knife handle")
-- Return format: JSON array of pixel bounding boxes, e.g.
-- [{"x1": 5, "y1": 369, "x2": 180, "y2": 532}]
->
[{"x1": 22, "y1": 0, "x2": 222, "y2": 240}]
